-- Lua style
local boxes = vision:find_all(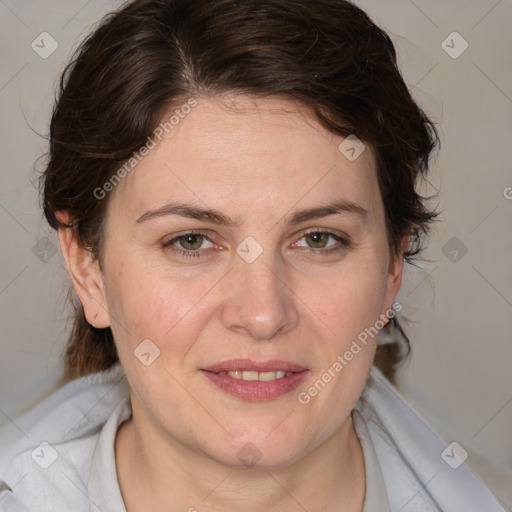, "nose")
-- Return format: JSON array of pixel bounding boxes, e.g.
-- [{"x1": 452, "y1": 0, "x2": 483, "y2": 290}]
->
[{"x1": 221, "y1": 250, "x2": 300, "y2": 341}]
